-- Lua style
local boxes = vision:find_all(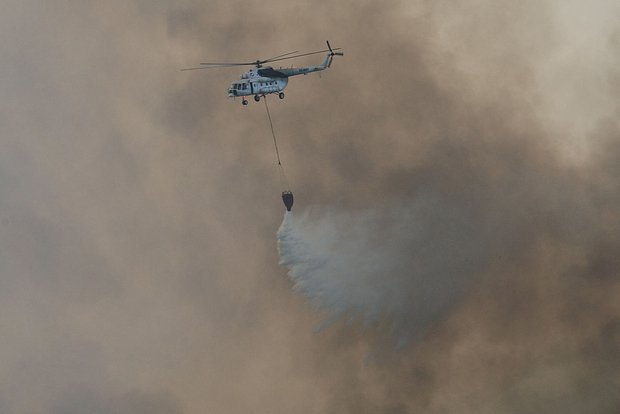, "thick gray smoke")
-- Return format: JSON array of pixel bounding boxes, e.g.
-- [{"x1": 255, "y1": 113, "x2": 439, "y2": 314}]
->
[{"x1": 2, "y1": 0, "x2": 620, "y2": 413}]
